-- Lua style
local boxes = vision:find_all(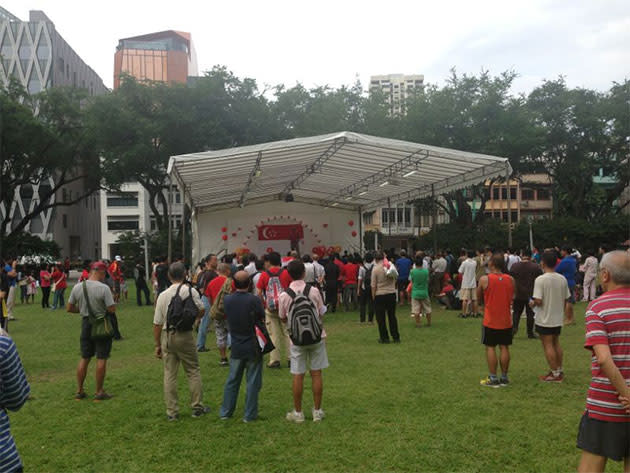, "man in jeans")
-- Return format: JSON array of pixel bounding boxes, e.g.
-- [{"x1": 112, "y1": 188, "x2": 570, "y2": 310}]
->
[
  {"x1": 371, "y1": 252, "x2": 400, "y2": 344},
  {"x1": 196, "y1": 254, "x2": 218, "y2": 353},
  {"x1": 358, "y1": 253, "x2": 375, "y2": 324},
  {"x1": 67, "y1": 261, "x2": 117, "y2": 401},
  {"x1": 579, "y1": 251, "x2": 630, "y2": 472},
  {"x1": 510, "y1": 249, "x2": 542, "y2": 339},
  {"x1": 3, "y1": 258, "x2": 17, "y2": 322},
  {"x1": 280, "y1": 260, "x2": 328, "y2": 423},
  {"x1": 153, "y1": 262, "x2": 209, "y2": 421},
  {"x1": 220, "y1": 271, "x2": 265, "y2": 422},
  {"x1": 257, "y1": 252, "x2": 292, "y2": 368}
]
